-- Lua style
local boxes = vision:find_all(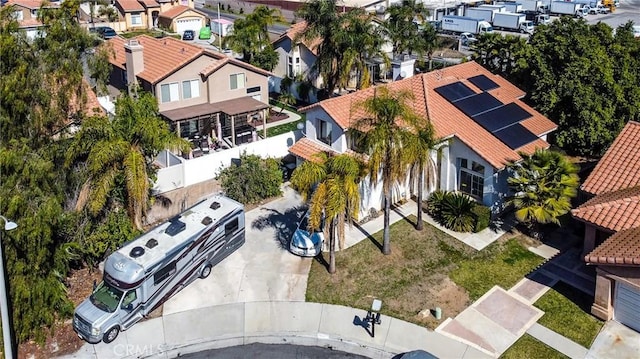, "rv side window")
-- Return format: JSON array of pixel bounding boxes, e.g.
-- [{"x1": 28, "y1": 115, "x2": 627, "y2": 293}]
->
[
  {"x1": 225, "y1": 217, "x2": 239, "y2": 236},
  {"x1": 154, "y1": 262, "x2": 176, "y2": 285}
]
